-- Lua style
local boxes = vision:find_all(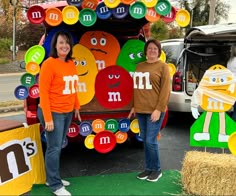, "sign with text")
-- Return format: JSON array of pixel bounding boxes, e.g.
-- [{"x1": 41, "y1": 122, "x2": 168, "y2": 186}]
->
[{"x1": 0, "y1": 123, "x2": 46, "y2": 195}]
